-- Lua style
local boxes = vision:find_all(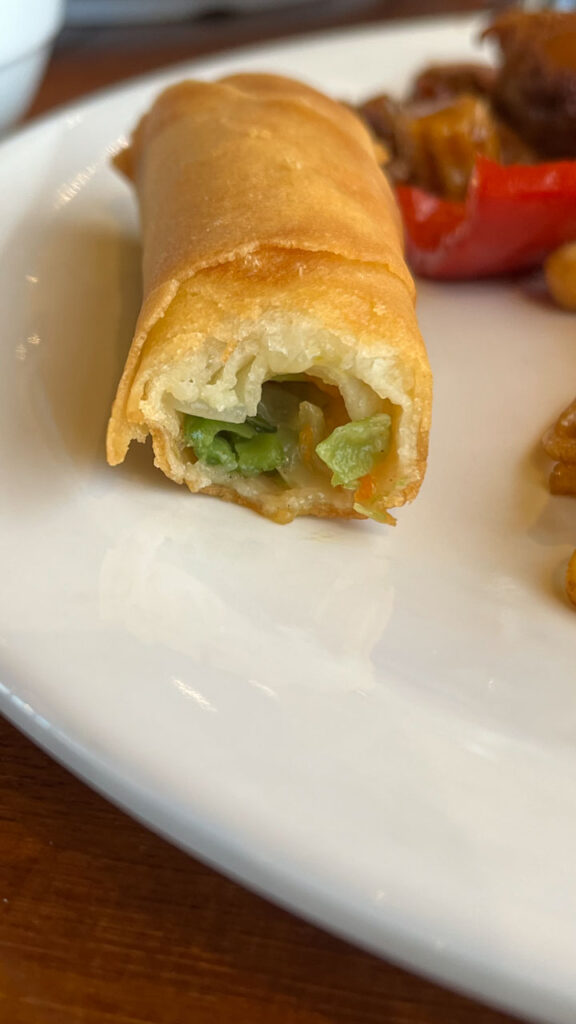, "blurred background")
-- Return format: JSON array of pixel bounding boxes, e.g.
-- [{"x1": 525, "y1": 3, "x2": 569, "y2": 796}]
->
[{"x1": 2, "y1": 0, "x2": 500, "y2": 131}]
